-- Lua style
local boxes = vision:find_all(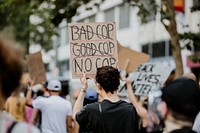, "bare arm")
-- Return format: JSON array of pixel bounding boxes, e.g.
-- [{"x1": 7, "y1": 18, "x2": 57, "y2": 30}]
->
[
  {"x1": 73, "y1": 121, "x2": 80, "y2": 133},
  {"x1": 126, "y1": 78, "x2": 148, "y2": 127},
  {"x1": 72, "y1": 72, "x2": 88, "y2": 120},
  {"x1": 31, "y1": 109, "x2": 39, "y2": 124},
  {"x1": 26, "y1": 78, "x2": 35, "y2": 106},
  {"x1": 26, "y1": 88, "x2": 33, "y2": 106},
  {"x1": 4, "y1": 99, "x2": 9, "y2": 112},
  {"x1": 67, "y1": 115, "x2": 73, "y2": 133}
]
